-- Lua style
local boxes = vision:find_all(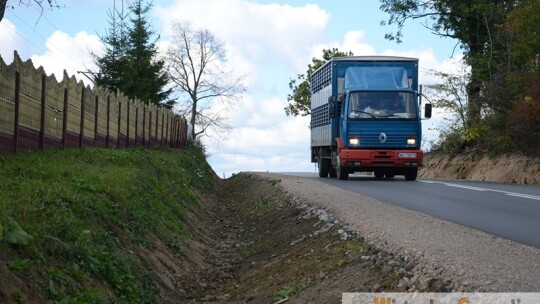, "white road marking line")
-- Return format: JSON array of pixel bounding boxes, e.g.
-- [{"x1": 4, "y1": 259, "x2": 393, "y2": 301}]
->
[
  {"x1": 505, "y1": 193, "x2": 540, "y2": 201},
  {"x1": 419, "y1": 180, "x2": 540, "y2": 201},
  {"x1": 444, "y1": 183, "x2": 489, "y2": 191}
]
